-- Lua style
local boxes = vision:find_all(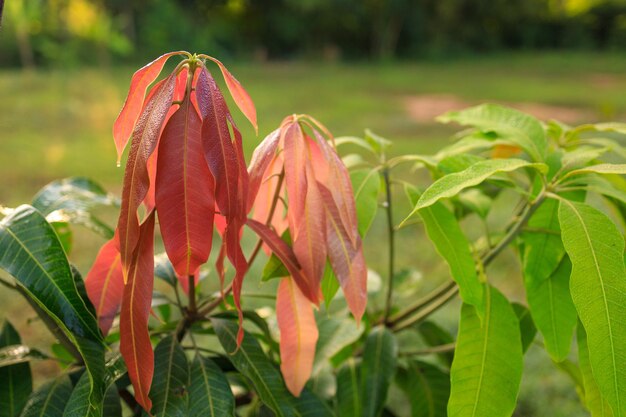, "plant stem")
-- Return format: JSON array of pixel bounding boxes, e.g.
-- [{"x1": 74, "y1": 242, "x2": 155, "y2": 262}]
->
[
  {"x1": 389, "y1": 189, "x2": 547, "y2": 331},
  {"x1": 399, "y1": 342, "x2": 456, "y2": 356},
  {"x1": 188, "y1": 274, "x2": 196, "y2": 315},
  {"x1": 382, "y1": 166, "x2": 396, "y2": 324}
]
